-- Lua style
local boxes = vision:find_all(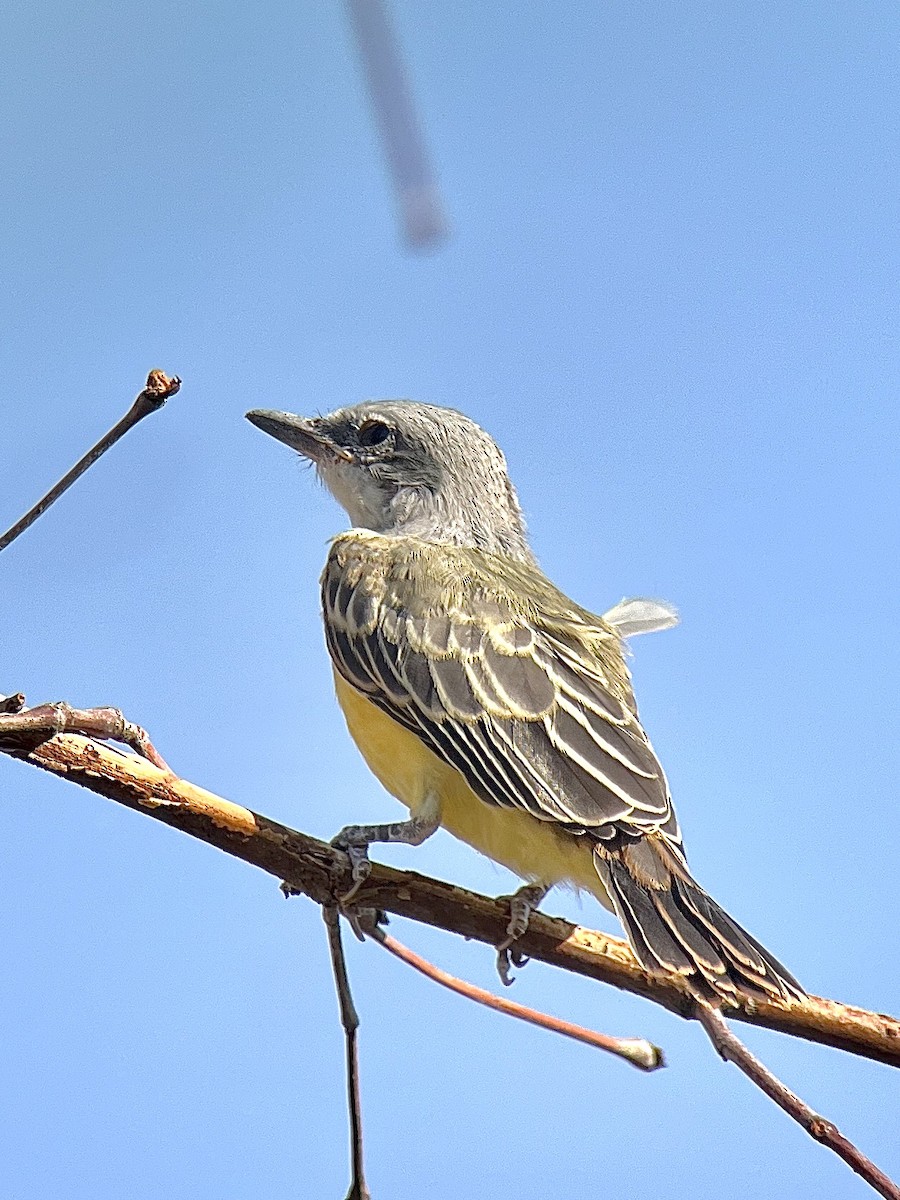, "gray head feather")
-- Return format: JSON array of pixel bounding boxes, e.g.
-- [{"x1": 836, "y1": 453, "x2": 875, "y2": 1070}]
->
[{"x1": 249, "y1": 400, "x2": 535, "y2": 564}]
